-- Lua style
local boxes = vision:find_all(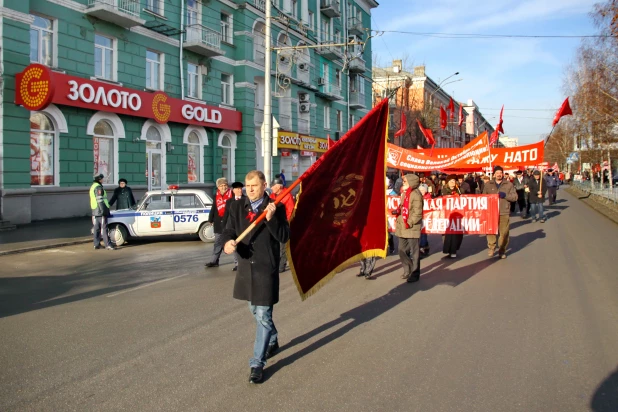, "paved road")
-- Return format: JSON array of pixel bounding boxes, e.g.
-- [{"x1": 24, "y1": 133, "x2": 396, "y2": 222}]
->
[{"x1": 1, "y1": 190, "x2": 617, "y2": 411}]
